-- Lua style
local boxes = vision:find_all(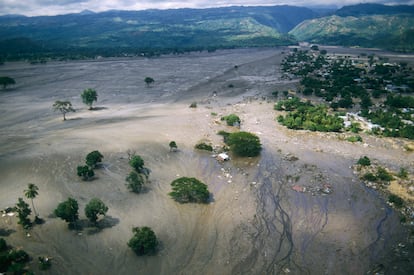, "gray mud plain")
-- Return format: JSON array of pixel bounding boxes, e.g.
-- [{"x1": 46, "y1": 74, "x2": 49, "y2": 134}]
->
[{"x1": 0, "y1": 48, "x2": 413, "y2": 274}]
